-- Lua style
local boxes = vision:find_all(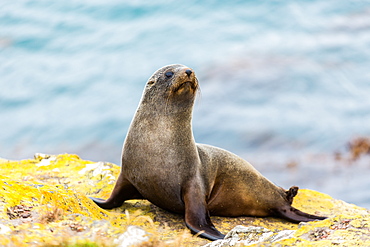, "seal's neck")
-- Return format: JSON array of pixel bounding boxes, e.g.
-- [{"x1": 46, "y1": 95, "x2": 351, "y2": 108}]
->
[
  {"x1": 136, "y1": 102, "x2": 193, "y2": 129},
  {"x1": 125, "y1": 102, "x2": 195, "y2": 148}
]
